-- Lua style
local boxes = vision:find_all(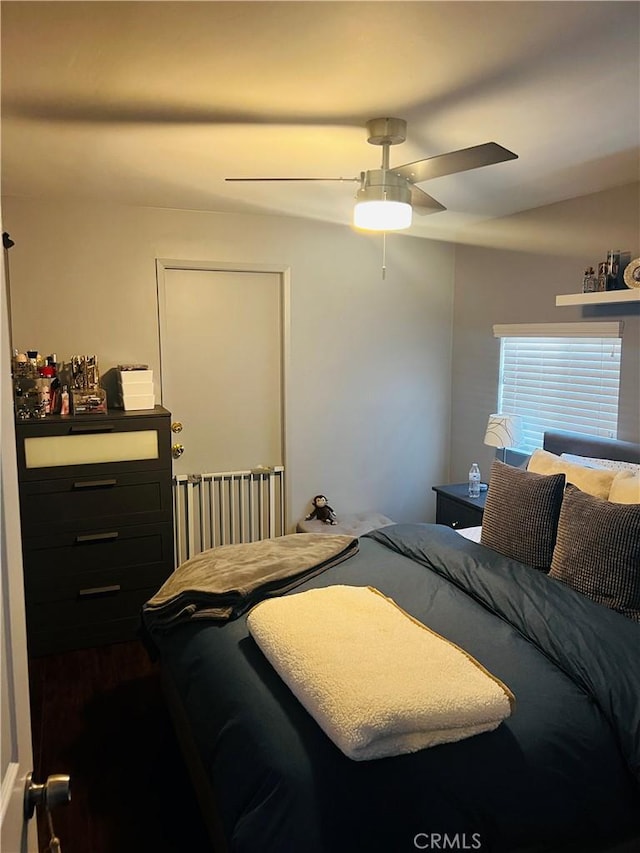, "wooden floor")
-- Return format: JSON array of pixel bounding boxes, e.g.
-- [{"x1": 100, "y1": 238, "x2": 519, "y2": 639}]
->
[{"x1": 28, "y1": 640, "x2": 213, "y2": 853}]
